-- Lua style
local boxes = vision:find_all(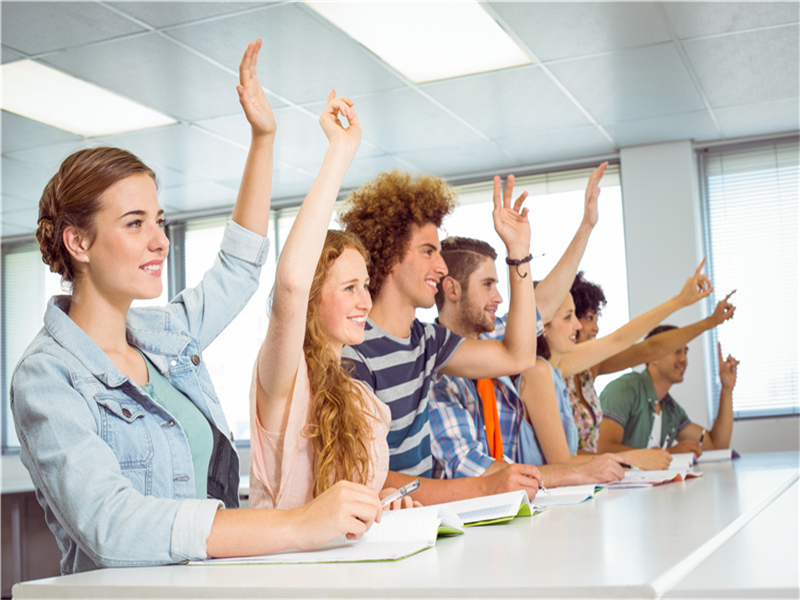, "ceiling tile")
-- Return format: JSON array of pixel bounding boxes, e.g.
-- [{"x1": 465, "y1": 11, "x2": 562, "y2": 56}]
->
[
  {"x1": 2, "y1": 111, "x2": 82, "y2": 154},
  {"x1": 420, "y1": 65, "x2": 591, "y2": 139},
  {"x1": 165, "y1": 3, "x2": 406, "y2": 105},
  {"x1": 112, "y1": 2, "x2": 268, "y2": 29},
  {"x1": 549, "y1": 43, "x2": 706, "y2": 122},
  {"x1": 396, "y1": 140, "x2": 520, "y2": 179},
  {"x1": 664, "y1": 2, "x2": 800, "y2": 39},
  {"x1": 495, "y1": 126, "x2": 616, "y2": 166},
  {"x1": 95, "y1": 124, "x2": 248, "y2": 182},
  {"x1": 198, "y1": 106, "x2": 382, "y2": 171},
  {"x1": 316, "y1": 87, "x2": 484, "y2": 154},
  {"x1": 1, "y1": 160, "x2": 53, "y2": 210},
  {"x1": 1, "y1": 207, "x2": 39, "y2": 236},
  {"x1": 340, "y1": 154, "x2": 415, "y2": 191},
  {"x1": 684, "y1": 26, "x2": 800, "y2": 108},
  {"x1": 715, "y1": 98, "x2": 800, "y2": 139},
  {"x1": 263, "y1": 166, "x2": 317, "y2": 204},
  {"x1": 2, "y1": 44, "x2": 24, "y2": 64},
  {"x1": 42, "y1": 33, "x2": 247, "y2": 122},
  {"x1": 490, "y1": 2, "x2": 671, "y2": 62},
  {"x1": 1, "y1": 2, "x2": 145, "y2": 55},
  {"x1": 603, "y1": 111, "x2": 720, "y2": 147},
  {"x1": 159, "y1": 180, "x2": 239, "y2": 213}
]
